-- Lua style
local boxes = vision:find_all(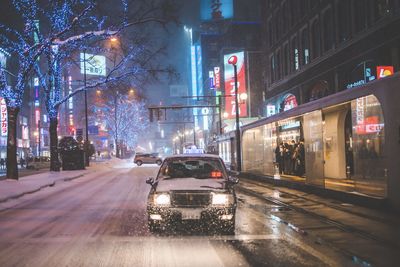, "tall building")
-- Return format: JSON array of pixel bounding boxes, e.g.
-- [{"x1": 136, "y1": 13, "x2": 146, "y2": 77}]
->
[
  {"x1": 261, "y1": 0, "x2": 400, "y2": 115},
  {"x1": 189, "y1": 0, "x2": 264, "y2": 151}
]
